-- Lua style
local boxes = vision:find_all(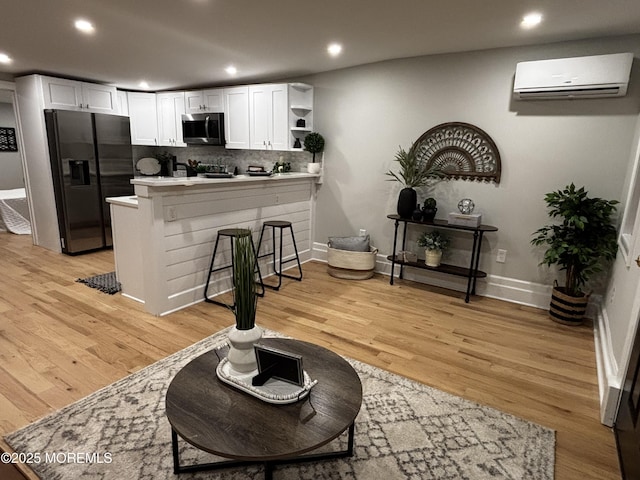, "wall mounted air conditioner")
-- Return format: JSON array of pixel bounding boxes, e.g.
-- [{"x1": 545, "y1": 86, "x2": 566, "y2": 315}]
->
[{"x1": 513, "y1": 52, "x2": 634, "y2": 100}]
